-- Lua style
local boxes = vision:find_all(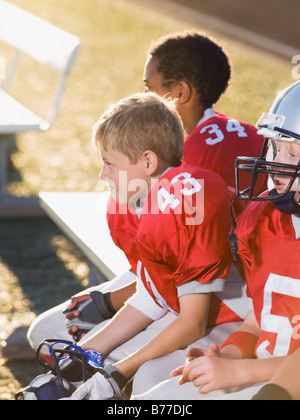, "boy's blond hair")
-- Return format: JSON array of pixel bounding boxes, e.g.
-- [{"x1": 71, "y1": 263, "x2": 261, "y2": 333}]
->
[{"x1": 93, "y1": 92, "x2": 184, "y2": 166}]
